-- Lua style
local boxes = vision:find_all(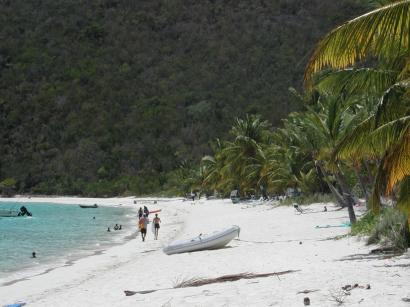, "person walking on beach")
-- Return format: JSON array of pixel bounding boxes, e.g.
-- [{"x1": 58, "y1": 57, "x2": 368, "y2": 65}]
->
[
  {"x1": 153, "y1": 214, "x2": 161, "y2": 240},
  {"x1": 138, "y1": 207, "x2": 143, "y2": 219},
  {"x1": 143, "y1": 206, "x2": 149, "y2": 217},
  {"x1": 138, "y1": 215, "x2": 149, "y2": 242}
]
